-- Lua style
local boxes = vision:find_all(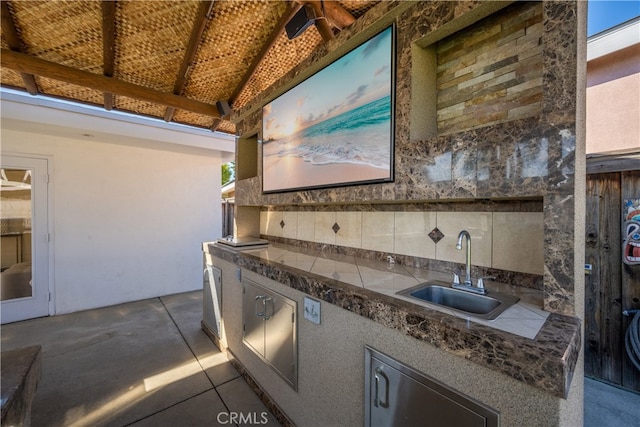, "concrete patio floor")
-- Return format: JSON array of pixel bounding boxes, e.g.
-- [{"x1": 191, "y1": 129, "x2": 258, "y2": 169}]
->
[
  {"x1": 1, "y1": 291, "x2": 280, "y2": 426},
  {"x1": 2, "y1": 290, "x2": 640, "y2": 426},
  {"x1": 584, "y1": 376, "x2": 640, "y2": 427}
]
